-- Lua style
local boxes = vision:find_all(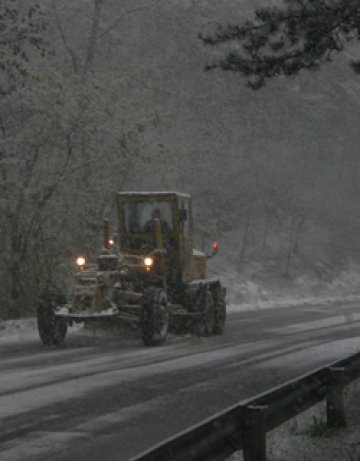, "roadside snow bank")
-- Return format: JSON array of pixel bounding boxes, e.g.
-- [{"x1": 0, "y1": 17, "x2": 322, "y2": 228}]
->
[
  {"x1": 227, "y1": 293, "x2": 360, "y2": 313},
  {"x1": 3, "y1": 264, "x2": 360, "y2": 341},
  {"x1": 0, "y1": 318, "x2": 38, "y2": 344},
  {"x1": 218, "y1": 264, "x2": 360, "y2": 312},
  {"x1": 0, "y1": 318, "x2": 84, "y2": 344}
]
